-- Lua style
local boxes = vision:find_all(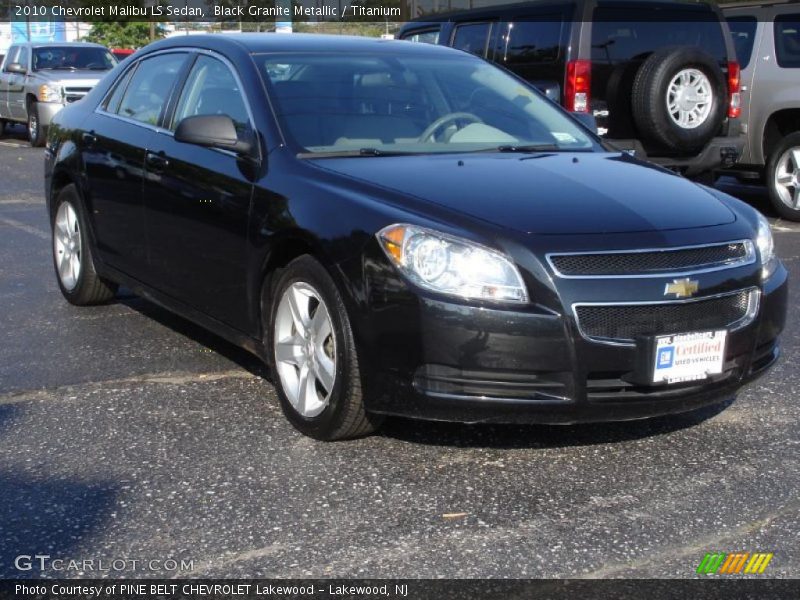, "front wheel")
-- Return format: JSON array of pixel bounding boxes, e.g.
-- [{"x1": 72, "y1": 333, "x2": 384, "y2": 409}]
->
[
  {"x1": 767, "y1": 132, "x2": 800, "y2": 221},
  {"x1": 28, "y1": 102, "x2": 45, "y2": 147},
  {"x1": 51, "y1": 184, "x2": 118, "y2": 305},
  {"x1": 267, "y1": 255, "x2": 382, "y2": 440}
]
